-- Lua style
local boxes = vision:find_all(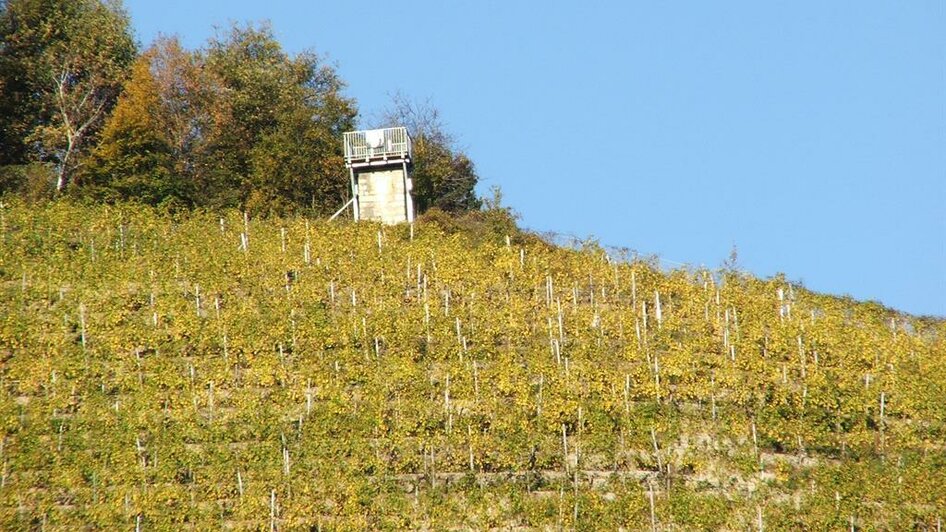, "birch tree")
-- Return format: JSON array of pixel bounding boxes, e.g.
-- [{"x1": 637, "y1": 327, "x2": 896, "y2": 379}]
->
[{"x1": 0, "y1": 0, "x2": 135, "y2": 191}]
